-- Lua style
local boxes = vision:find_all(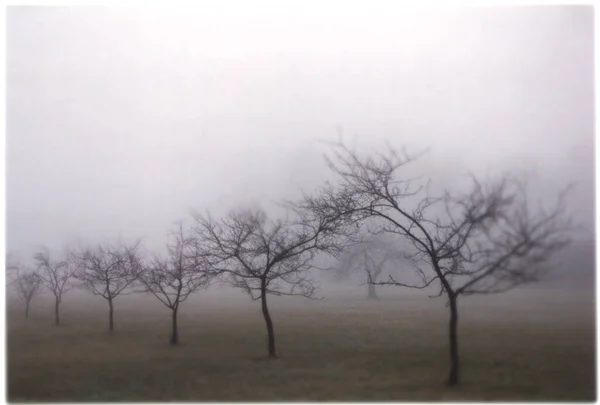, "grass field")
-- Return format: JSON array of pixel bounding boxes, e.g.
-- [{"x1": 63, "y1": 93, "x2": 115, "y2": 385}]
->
[{"x1": 6, "y1": 285, "x2": 596, "y2": 401}]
